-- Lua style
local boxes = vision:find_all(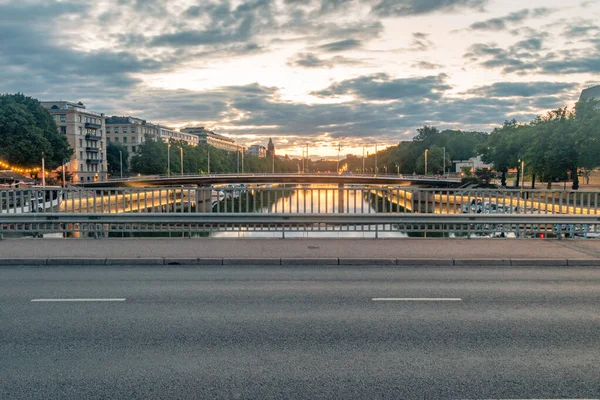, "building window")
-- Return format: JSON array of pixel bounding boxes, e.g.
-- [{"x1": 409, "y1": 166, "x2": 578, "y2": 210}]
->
[
  {"x1": 59, "y1": 114, "x2": 66, "y2": 122},
  {"x1": 99, "y1": 130, "x2": 102, "y2": 135},
  {"x1": 115, "y1": 137, "x2": 119, "y2": 142},
  {"x1": 107, "y1": 137, "x2": 111, "y2": 142},
  {"x1": 78, "y1": 127, "x2": 82, "y2": 135},
  {"x1": 80, "y1": 164, "x2": 83, "y2": 171},
  {"x1": 79, "y1": 151, "x2": 83, "y2": 159},
  {"x1": 123, "y1": 137, "x2": 127, "y2": 143},
  {"x1": 131, "y1": 146, "x2": 136, "y2": 153},
  {"x1": 79, "y1": 115, "x2": 82, "y2": 123},
  {"x1": 132, "y1": 137, "x2": 137, "y2": 144},
  {"x1": 79, "y1": 139, "x2": 82, "y2": 147},
  {"x1": 60, "y1": 126, "x2": 67, "y2": 134},
  {"x1": 100, "y1": 141, "x2": 103, "y2": 148}
]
